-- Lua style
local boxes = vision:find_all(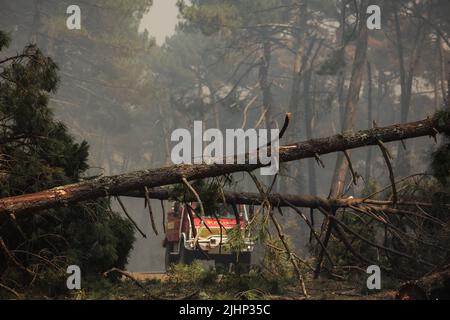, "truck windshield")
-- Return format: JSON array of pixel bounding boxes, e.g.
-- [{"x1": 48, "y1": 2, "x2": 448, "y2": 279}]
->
[{"x1": 194, "y1": 203, "x2": 237, "y2": 219}]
